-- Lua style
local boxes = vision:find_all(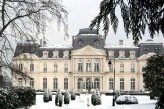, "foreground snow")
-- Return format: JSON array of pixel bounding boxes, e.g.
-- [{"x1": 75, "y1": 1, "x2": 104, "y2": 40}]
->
[{"x1": 30, "y1": 94, "x2": 157, "y2": 109}]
